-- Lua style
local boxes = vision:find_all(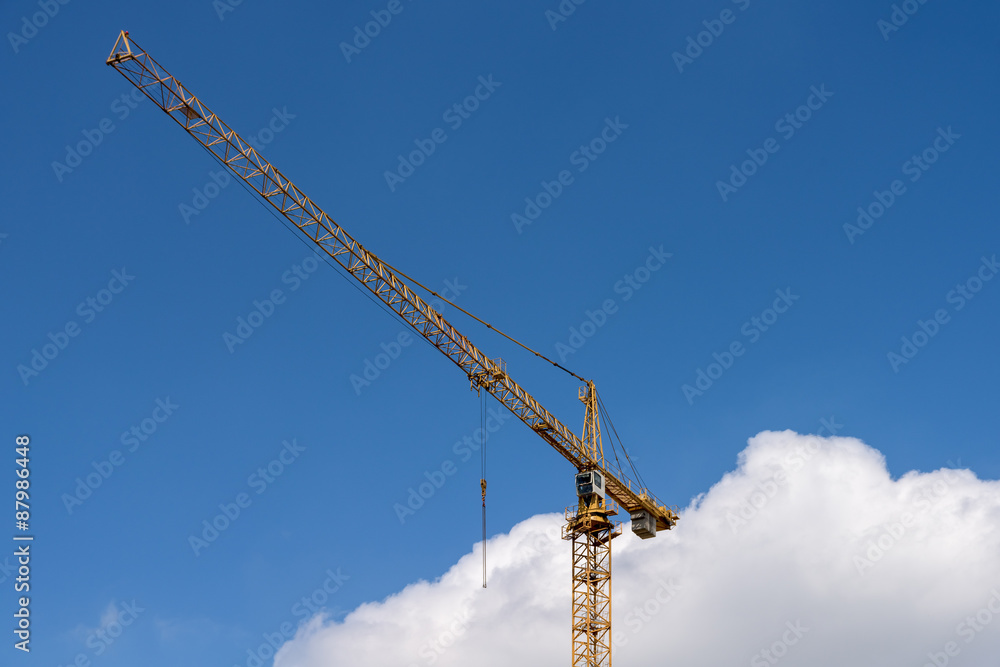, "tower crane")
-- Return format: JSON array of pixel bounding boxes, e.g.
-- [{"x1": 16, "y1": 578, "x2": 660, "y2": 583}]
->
[{"x1": 106, "y1": 30, "x2": 678, "y2": 667}]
